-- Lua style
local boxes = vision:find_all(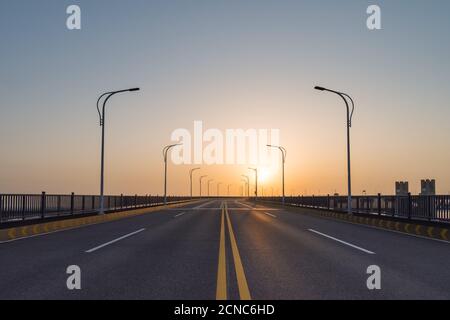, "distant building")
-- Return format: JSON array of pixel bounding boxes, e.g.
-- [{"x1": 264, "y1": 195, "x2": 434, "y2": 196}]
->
[
  {"x1": 395, "y1": 181, "x2": 409, "y2": 196},
  {"x1": 420, "y1": 179, "x2": 436, "y2": 196}
]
